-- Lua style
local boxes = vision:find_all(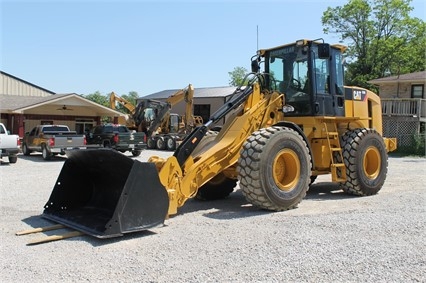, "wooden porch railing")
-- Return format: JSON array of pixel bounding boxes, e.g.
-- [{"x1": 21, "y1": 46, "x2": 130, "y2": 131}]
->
[{"x1": 381, "y1": 98, "x2": 426, "y2": 120}]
